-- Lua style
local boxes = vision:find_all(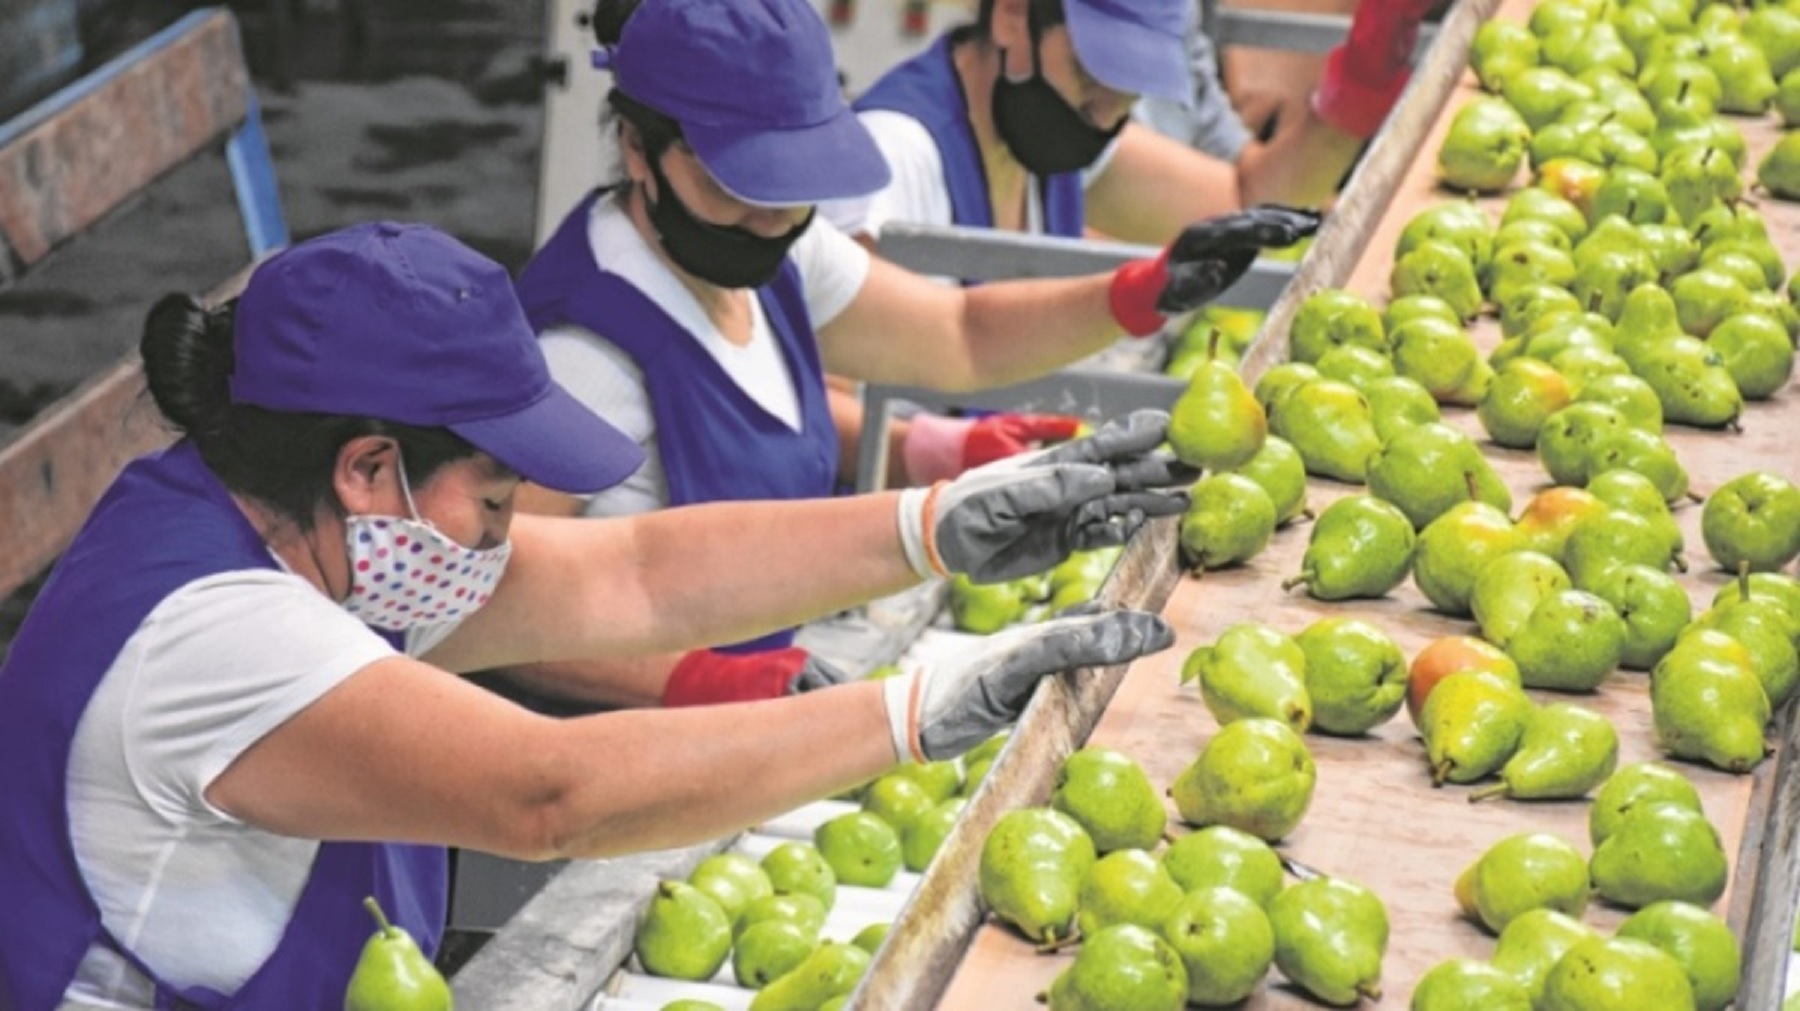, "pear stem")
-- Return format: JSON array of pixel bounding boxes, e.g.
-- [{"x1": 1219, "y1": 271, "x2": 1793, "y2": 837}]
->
[
  {"x1": 1207, "y1": 327, "x2": 1223, "y2": 362},
  {"x1": 1740, "y1": 560, "x2": 1753, "y2": 600},
  {"x1": 1358, "y1": 981, "x2": 1384, "y2": 1002},
  {"x1": 1468, "y1": 783, "x2": 1510, "y2": 803},
  {"x1": 1672, "y1": 552, "x2": 1689, "y2": 574},
  {"x1": 1431, "y1": 760, "x2": 1452, "y2": 787},
  {"x1": 1464, "y1": 470, "x2": 1481, "y2": 501},
  {"x1": 1687, "y1": 489, "x2": 1706, "y2": 504},
  {"x1": 1586, "y1": 290, "x2": 1604, "y2": 314},
  {"x1": 362, "y1": 895, "x2": 394, "y2": 937},
  {"x1": 1036, "y1": 929, "x2": 1081, "y2": 954},
  {"x1": 1281, "y1": 571, "x2": 1313, "y2": 593}
]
